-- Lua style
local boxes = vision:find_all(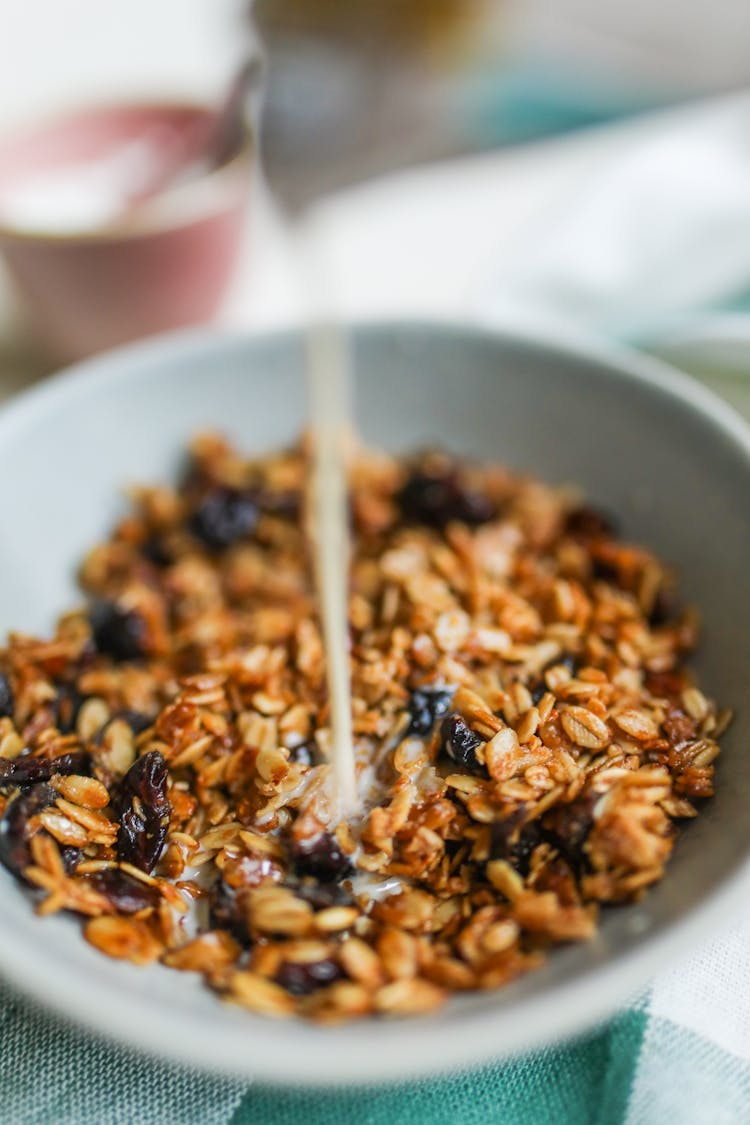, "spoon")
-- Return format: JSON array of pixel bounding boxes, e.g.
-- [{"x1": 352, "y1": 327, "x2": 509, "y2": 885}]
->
[{"x1": 122, "y1": 58, "x2": 261, "y2": 212}]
